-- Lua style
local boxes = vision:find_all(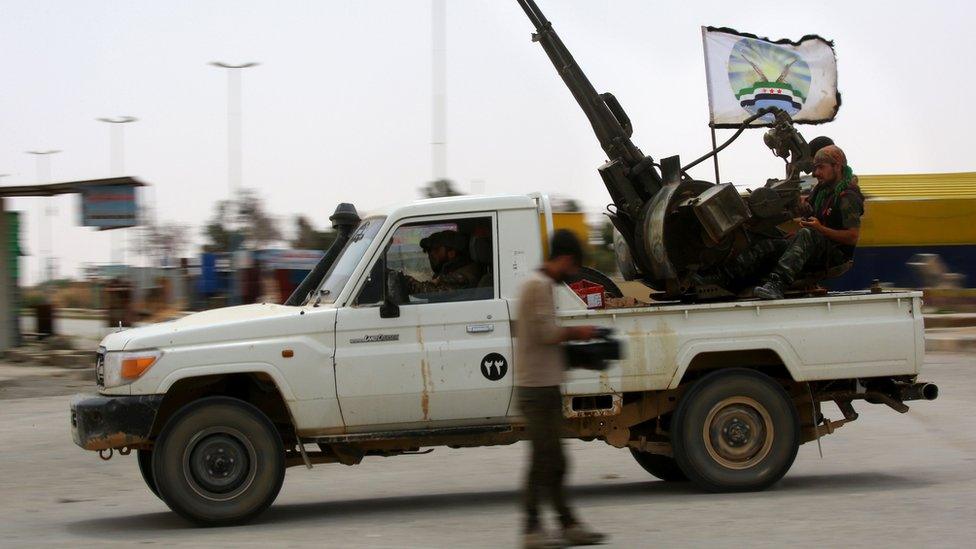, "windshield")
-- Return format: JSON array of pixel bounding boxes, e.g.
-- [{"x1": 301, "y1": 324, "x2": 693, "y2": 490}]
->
[{"x1": 308, "y1": 216, "x2": 386, "y2": 305}]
